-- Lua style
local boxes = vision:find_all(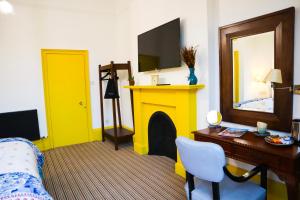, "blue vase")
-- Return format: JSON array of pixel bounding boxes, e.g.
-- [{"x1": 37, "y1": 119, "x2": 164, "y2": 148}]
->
[{"x1": 188, "y1": 67, "x2": 198, "y2": 85}]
